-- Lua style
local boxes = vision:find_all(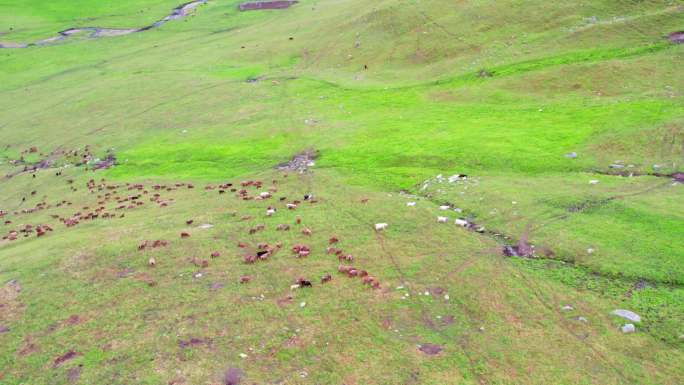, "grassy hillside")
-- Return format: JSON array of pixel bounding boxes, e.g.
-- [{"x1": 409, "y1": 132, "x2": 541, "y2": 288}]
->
[{"x1": 0, "y1": 0, "x2": 683, "y2": 384}]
